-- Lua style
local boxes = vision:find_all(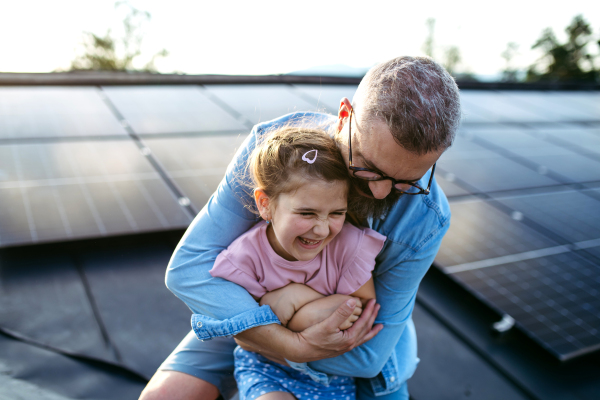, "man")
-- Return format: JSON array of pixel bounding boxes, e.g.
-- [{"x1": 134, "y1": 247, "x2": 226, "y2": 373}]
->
[{"x1": 140, "y1": 56, "x2": 461, "y2": 400}]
